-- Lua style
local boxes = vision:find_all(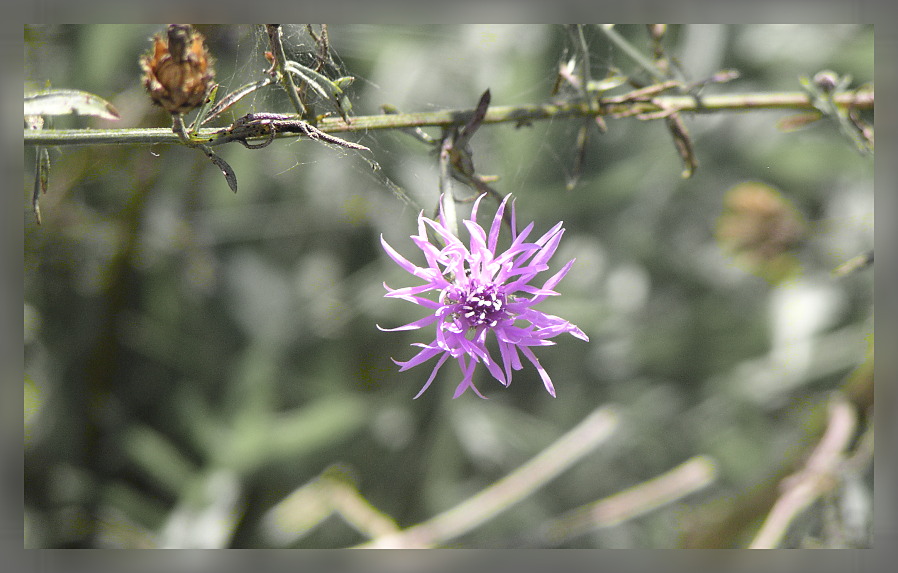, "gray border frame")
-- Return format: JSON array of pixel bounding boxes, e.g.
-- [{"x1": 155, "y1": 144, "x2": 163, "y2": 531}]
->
[{"x1": 11, "y1": 2, "x2": 894, "y2": 571}]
